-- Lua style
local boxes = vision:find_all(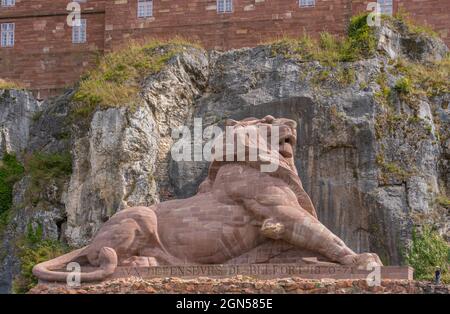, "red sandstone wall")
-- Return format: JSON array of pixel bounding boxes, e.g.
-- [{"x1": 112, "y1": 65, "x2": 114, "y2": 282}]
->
[
  {"x1": 104, "y1": 0, "x2": 352, "y2": 51},
  {"x1": 0, "y1": 0, "x2": 105, "y2": 18},
  {"x1": 0, "y1": 1, "x2": 105, "y2": 96},
  {"x1": 0, "y1": 13, "x2": 105, "y2": 96}
]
